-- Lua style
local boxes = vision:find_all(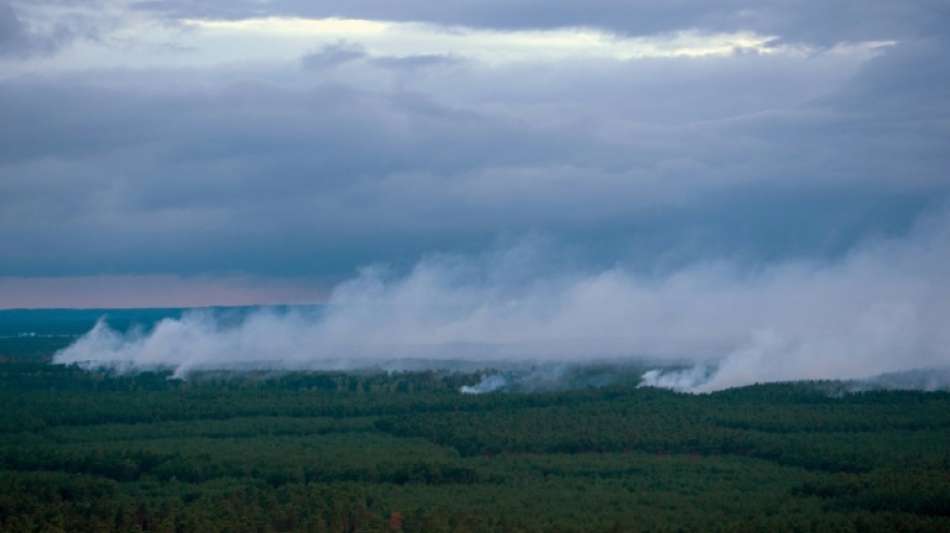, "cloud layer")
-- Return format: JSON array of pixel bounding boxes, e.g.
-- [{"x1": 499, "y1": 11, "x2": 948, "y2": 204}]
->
[
  {"x1": 133, "y1": 1, "x2": 949, "y2": 45},
  {"x1": 2, "y1": 26, "x2": 947, "y2": 283}
]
